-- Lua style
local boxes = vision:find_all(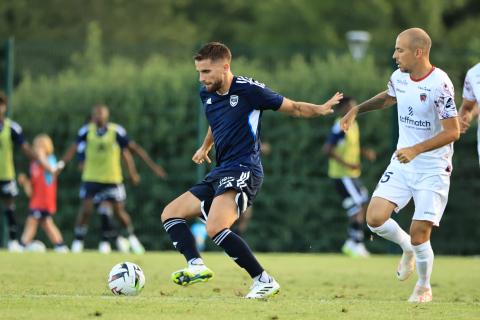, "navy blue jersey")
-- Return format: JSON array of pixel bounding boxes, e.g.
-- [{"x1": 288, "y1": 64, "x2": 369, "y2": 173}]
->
[{"x1": 200, "y1": 76, "x2": 284, "y2": 176}]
